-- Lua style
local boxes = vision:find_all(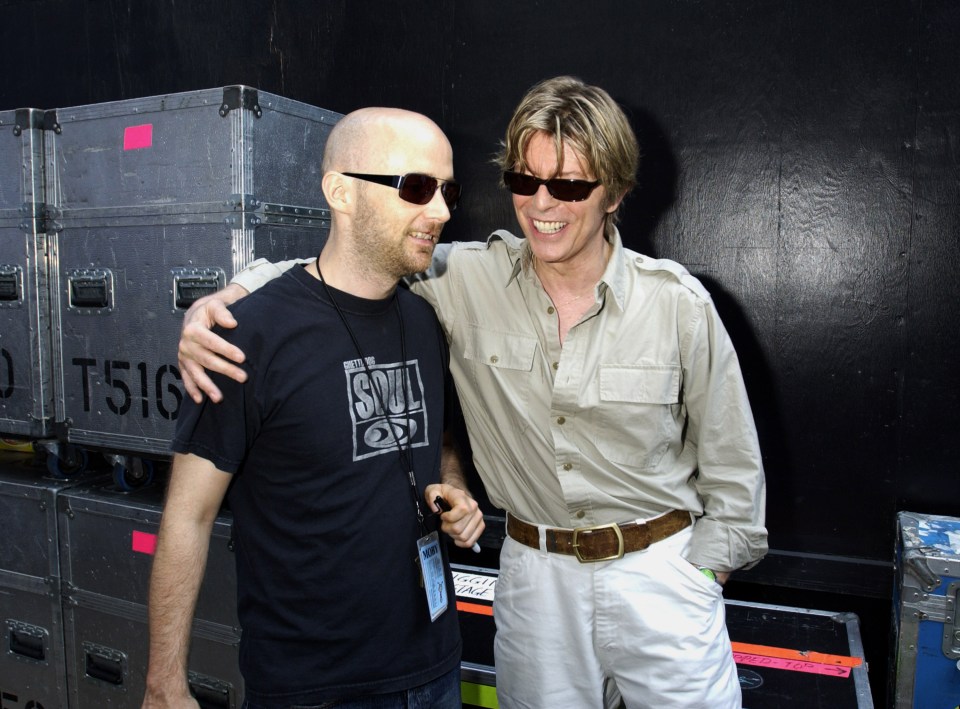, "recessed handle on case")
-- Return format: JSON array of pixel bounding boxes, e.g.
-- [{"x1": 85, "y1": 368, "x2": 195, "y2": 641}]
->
[
  {"x1": 903, "y1": 549, "x2": 941, "y2": 591},
  {"x1": 9, "y1": 625, "x2": 45, "y2": 661},
  {"x1": 189, "y1": 671, "x2": 233, "y2": 709},
  {"x1": 84, "y1": 646, "x2": 124, "y2": 685},
  {"x1": 175, "y1": 276, "x2": 221, "y2": 309},
  {"x1": 0, "y1": 271, "x2": 19, "y2": 301},
  {"x1": 69, "y1": 277, "x2": 110, "y2": 309},
  {"x1": 170, "y1": 268, "x2": 224, "y2": 313}
]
